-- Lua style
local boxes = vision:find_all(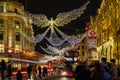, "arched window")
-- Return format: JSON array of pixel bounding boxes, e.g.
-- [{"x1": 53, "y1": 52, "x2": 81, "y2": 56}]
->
[
  {"x1": 15, "y1": 21, "x2": 20, "y2": 28},
  {"x1": 16, "y1": 32, "x2": 20, "y2": 41},
  {"x1": 0, "y1": 19, "x2": 4, "y2": 27},
  {"x1": 0, "y1": 6, "x2": 3, "y2": 12},
  {"x1": 0, "y1": 31, "x2": 4, "y2": 40}
]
